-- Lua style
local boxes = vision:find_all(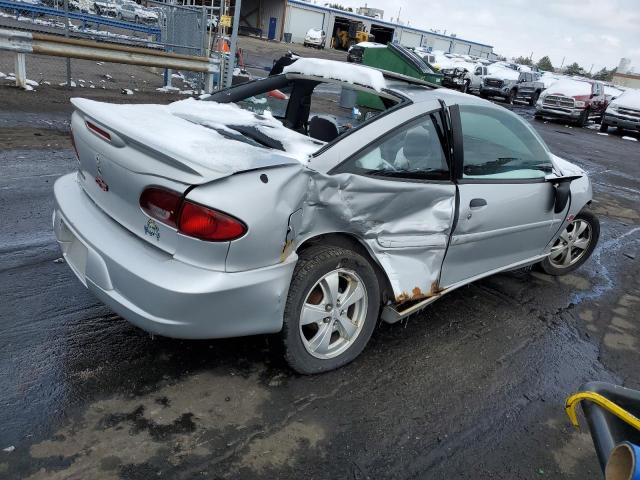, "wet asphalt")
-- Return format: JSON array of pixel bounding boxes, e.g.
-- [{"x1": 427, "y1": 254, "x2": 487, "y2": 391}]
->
[{"x1": 1, "y1": 77, "x2": 640, "y2": 479}]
